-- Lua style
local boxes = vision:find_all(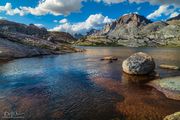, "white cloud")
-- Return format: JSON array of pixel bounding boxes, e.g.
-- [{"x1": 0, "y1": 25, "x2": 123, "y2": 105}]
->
[
  {"x1": 129, "y1": 0, "x2": 180, "y2": 7},
  {"x1": 0, "y1": 0, "x2": 125, "y2": 17},
  {"x1": 0, "y1": 0, "x2": 179, "y2": 17},
  {"x1": 122, "y1": 12, "x2": 139, "y2": 16},
  {"x1": 147, "y1": 5, "x2": 175, "y2": 19},
  {"x1": 34, "y1": 23, "x2": 44, "y2": 28},
  {"x1": 0, "y1": 0, "x2": 83, "y2": 16},
  {"x1": 59, "y1": 18, "x2": 68, "y2": 24},
  {"x1": 0, "y1": 3, "x2": 25, "y2": 16},
  {"x1": 94, "y1": 0, "x2": 125, "y2": 4},
  {"x1": 137, "y1": 7, "x2": 141, "y2": 11},
  {"x1": 169, "y1": 12, "x2": 179, "y2": 18},
  {"x1": 50, "y1": 14, "x2": 114, "y2": 34},
  {"x1": 0, "y1": 16, "x2": 6, "y2": 19},
  {"x1": 21, "y1": 0, "x2": 83, "y2": 16},
  {"x1": 53, "y1": 20, "x2": 58, "y2": 23}
]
